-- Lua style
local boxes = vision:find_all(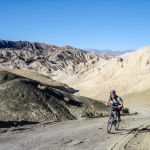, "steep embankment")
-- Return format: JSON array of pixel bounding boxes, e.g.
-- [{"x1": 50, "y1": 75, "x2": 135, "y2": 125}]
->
[{"x1": 0, "y1": 70, "x2": 108, "y2": 122}]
